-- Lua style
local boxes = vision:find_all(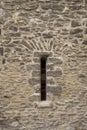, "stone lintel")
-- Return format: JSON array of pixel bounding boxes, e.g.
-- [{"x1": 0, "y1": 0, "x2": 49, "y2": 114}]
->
[{"x1": 33, "y1": 51, "x2": 53, "y2": 57}]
